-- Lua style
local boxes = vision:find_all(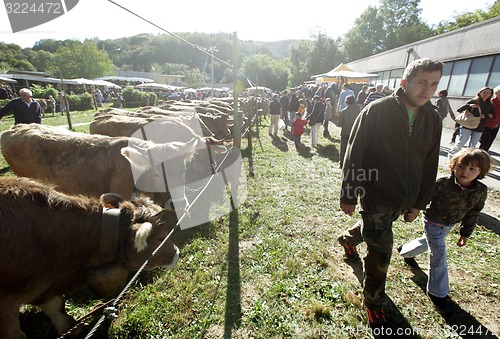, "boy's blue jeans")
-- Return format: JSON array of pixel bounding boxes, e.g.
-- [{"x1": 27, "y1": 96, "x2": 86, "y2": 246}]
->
[{"x1": 399, "y1": 216, "x2": 455, "y2": 298}]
